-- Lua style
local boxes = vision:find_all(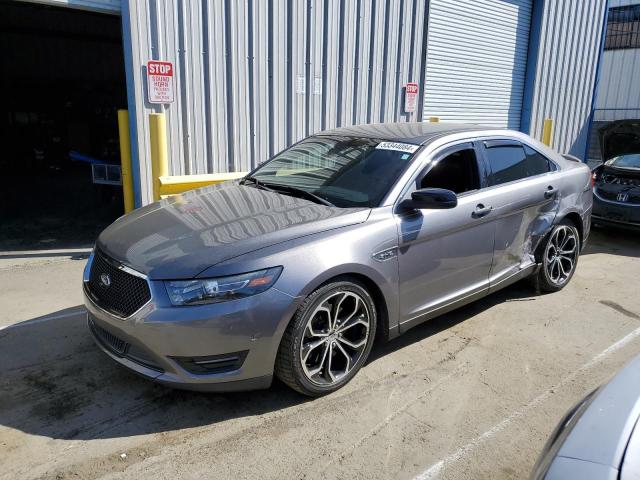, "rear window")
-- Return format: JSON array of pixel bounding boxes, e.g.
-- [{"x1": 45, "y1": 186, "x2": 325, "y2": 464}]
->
[
  {"x1": 524, "y1": 145, "x2": 556, "y2": 174},
  {"x1": 486, "y1": 143, "x2": 554, "y2": 186},
  {"x1": 486, "y1": 145, "x2": 529, "y2": 185}
]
